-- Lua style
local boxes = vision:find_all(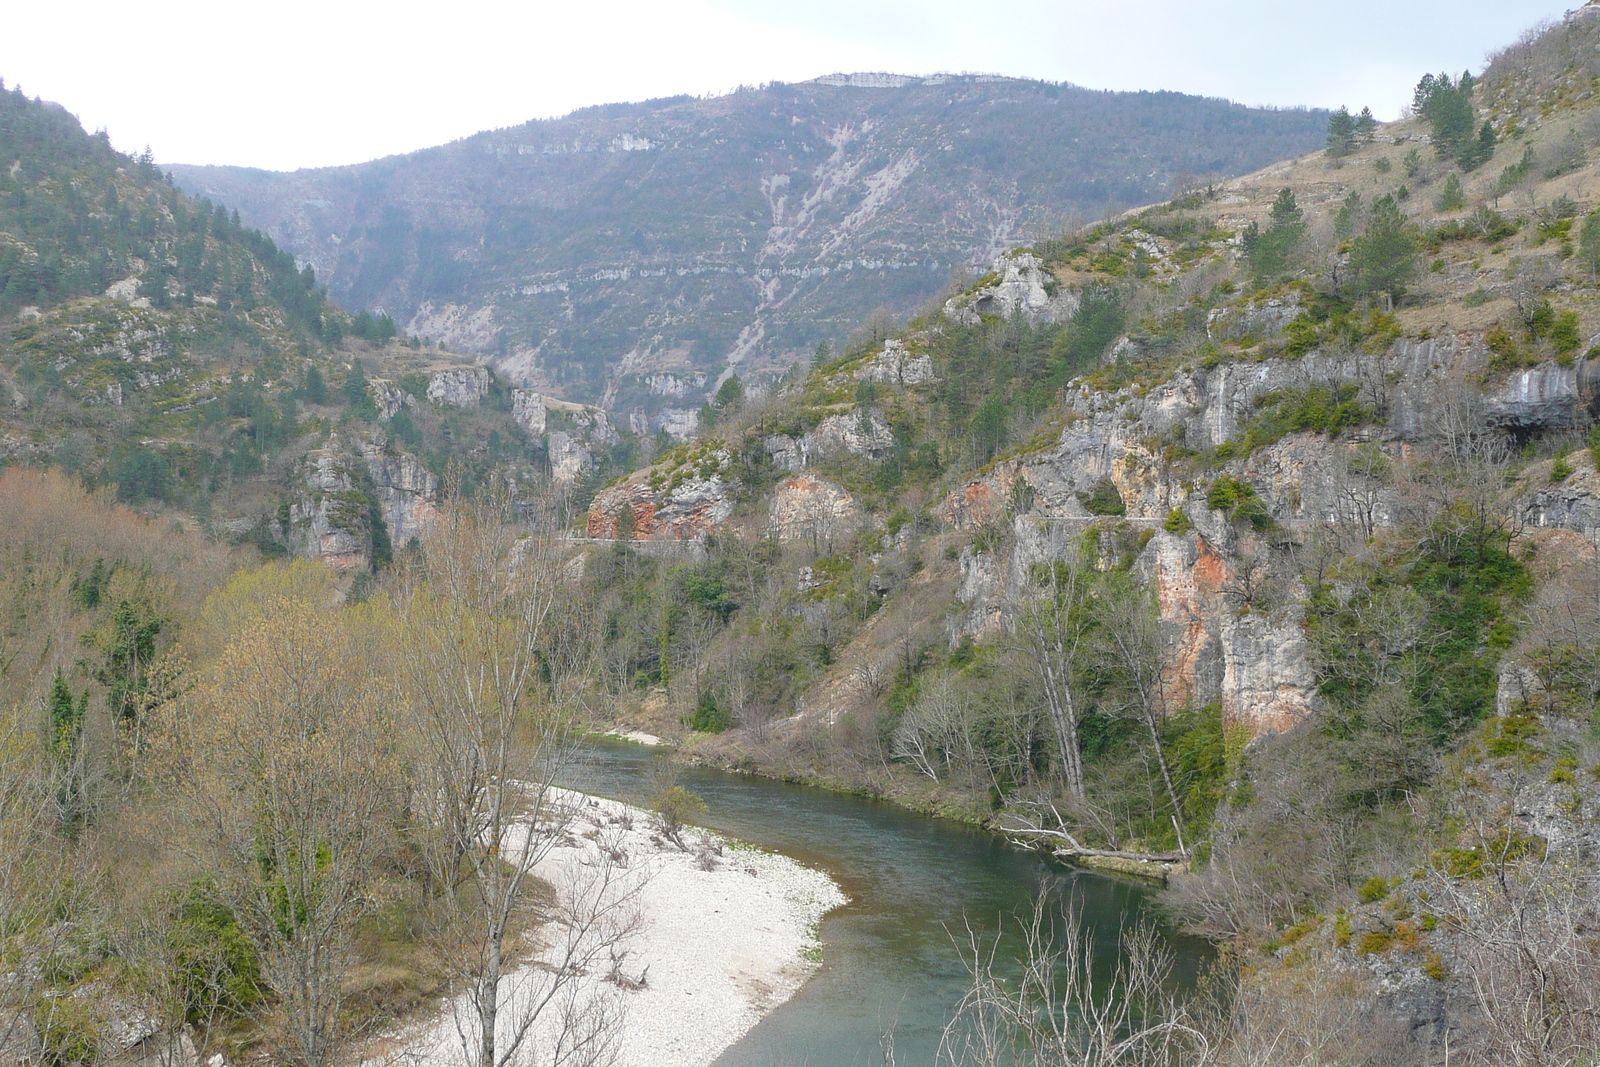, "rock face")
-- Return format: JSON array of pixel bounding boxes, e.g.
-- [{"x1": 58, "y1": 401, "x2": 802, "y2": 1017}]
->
[
  {"x1": 855, "y1": 339, "x2": 936, "y2": 385},
  {"x1": 172, "y1": 85, "x2": 1326, "y2": 405},
  {"x1": 941, "y1": 330, "x2": 1505, "y2": 739},
  {"x1": 371, "y1": 379, "x2": 418, "y2": 419},
  {"x1": 1523, "y1": 461, "x2": 1600, "y2": 535},
  {"x1": 945, "y1": 253, "x2": 1078, "y2": 325},
  {"x1": 806, "y1": 407, "x2": 896, "y2": 461},
  {"x1": 426, "y1": 366, "x2": 491, "y2": 408},
  {"x1": 288, "y1": 433, "x2": 439, "y2": 571},
  {"x1": 586, "y1": 448, "x2": 737, "y2": 540},
  {"x1": 511, "y1": 389, "x2": 620, "y2": 483},
  {"x1": 768, "y1": 475, "x2": 859, "y2": 541},
  {"x1": 1486, "y1": 361, "x2": 1599, "y2": 430},
  {"x1": 1205, "y1": 294, "x2": 1302, "y2": 341}
]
